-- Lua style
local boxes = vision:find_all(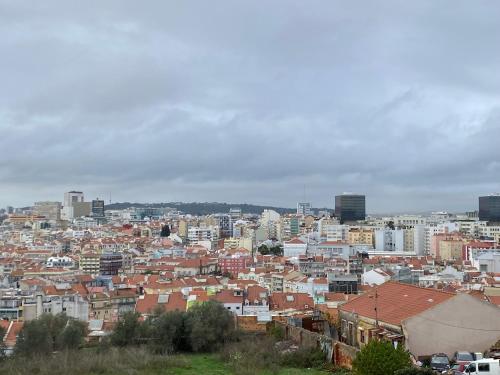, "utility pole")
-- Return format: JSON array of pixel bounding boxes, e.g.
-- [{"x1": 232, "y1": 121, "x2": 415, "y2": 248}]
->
[{"x1": 374, "y1": 288, "x2": 379, "y2": 328}]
